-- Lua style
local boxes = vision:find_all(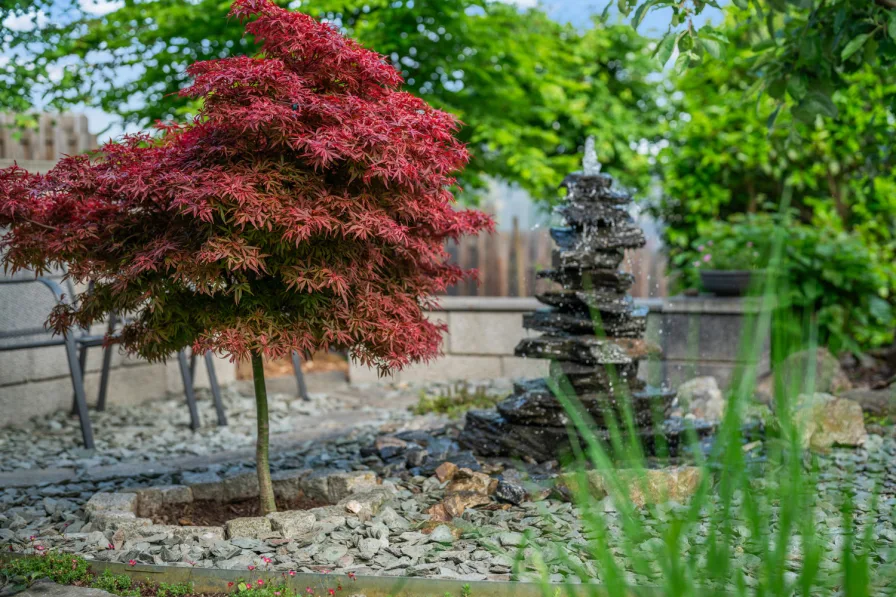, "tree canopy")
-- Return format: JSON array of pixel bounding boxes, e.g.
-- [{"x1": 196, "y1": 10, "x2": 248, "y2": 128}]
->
[
  {"x1": 0, "y1": 0, "x2": 669, "y2": 199},
  {"x1": 622, "y1": 0, "x2": 896, "y2": 124}
]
